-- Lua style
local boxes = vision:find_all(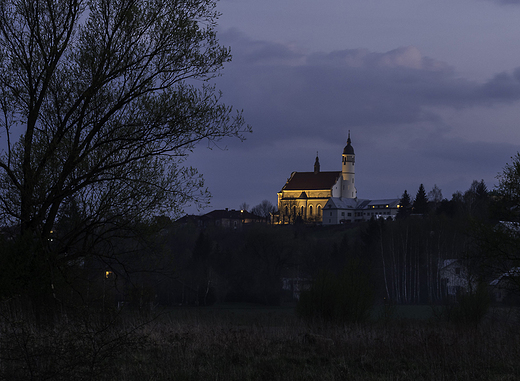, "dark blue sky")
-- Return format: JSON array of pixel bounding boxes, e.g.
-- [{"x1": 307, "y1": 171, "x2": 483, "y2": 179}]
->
[{"x1": 183, "y1": 0, "x2": 520, "y2": 214}]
